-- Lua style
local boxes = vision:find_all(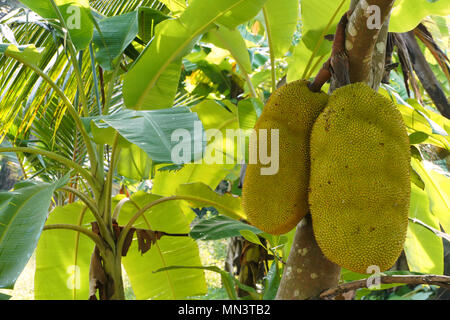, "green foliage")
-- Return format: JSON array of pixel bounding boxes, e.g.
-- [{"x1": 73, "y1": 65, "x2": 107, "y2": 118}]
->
[
  {"x1": 176, "y1": 182, "x2": 245, "y2": 220},
  {"x1": 122, "y1": 0, "x2": 268, "y2": 110},
  {"x1": 190, "y1": 215, "x2": 262, "y2": 240},
  {"x1": 92, "y1": 12, "x2": 139, "y2": 70},
  {"x1": 0, "y1": 0, "x2": 448, "y2": 301},
  {"x1": 0, "y1": 175, "x2": 68, "y2": 289},
  {"x1": 114, "y1": 192, "x2": 207, "y2": 299},
  {"x1": 19, "y1": 0, "x2": 94, "y2": 51},
  {"x1": 85, "y1": 108, "x2": 205, "y2": 163},
  {"x1": 390, "y1": 0, "x2": 450, "y2": 33},
  {"x1": 405, "y1": 184, "x2": 444, "y2": 274},
  {"x1": 35, "y1": 202, "x2": 95, "y2": 299}
]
